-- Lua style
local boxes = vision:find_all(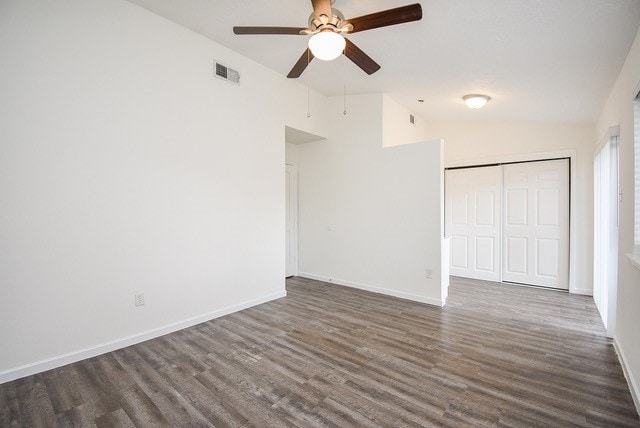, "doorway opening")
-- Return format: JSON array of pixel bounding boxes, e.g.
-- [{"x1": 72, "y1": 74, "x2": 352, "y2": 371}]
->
[{"x1": 284, "y1": 126, "x2": 326, "y2": 279}]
